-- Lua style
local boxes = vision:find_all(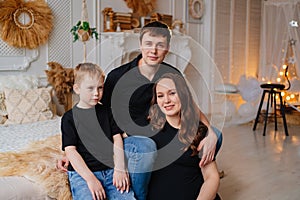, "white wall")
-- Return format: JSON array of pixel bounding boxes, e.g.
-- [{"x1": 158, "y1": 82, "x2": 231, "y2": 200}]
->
[
  {"x1": 0, "y1": 0, "x2": 220, "y2": 114},
  {"x1": 0, "y1": 0, "x2": 211, "y2": 74}
]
